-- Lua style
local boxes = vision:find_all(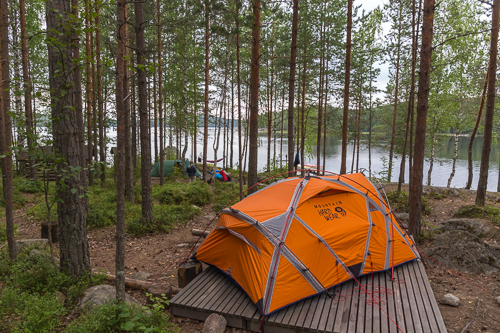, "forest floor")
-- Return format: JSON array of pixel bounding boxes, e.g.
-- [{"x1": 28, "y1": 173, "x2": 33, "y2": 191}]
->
[{"x1": 12, "y1": 182, "x2": 500, "y2": 333}]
